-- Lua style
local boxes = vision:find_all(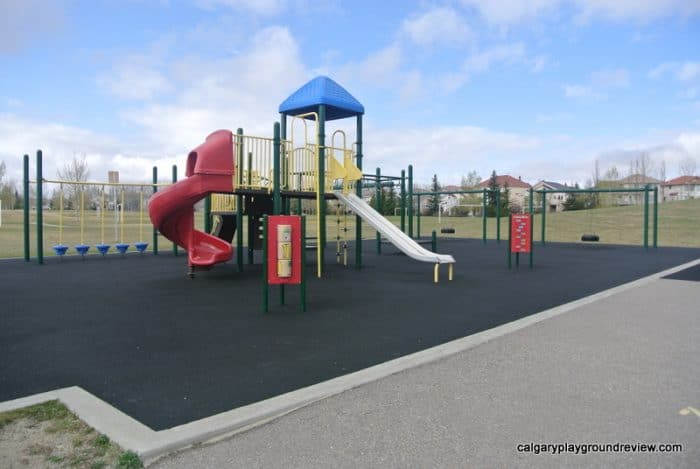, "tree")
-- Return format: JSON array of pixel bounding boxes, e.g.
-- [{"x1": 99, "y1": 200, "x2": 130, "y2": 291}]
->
[
  {"x1": 501, "y1": 182, "x2": 511, "y2": 216},
  {"x1": 603, "y1": 165, "x2": 619, "y2": 181},
  {"x1": 679, "y1": 156, "x2": 697, "y2": 176},
  {"x1": 658, "y1": 159, "x2": 667, "y2": 182},
  {"x1": 486, "y1": 170, "x2": 498, "y2": 217},
  {"x1": 427, "y1": 174, "x2": 441, "y2": 215},
  {"x1": 460, "y1": 170, "x2": 480, "y2": 189},
  {"x1": 57, "y1": 154, "x2": 90, "y2": 212},
  {"x1": 382, "y1": 183, "x2": 397, "y2": 216}
]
